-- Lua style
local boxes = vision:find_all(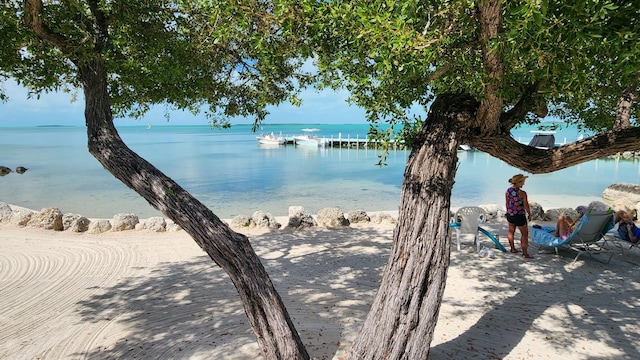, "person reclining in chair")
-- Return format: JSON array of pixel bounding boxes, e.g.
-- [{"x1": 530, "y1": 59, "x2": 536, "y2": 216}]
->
[
  {"x1": 614, "y1": 210, "x2": 640, "y2": 244},
  {"x1": 553, "y1": 206, "x2": 588, "y2": 240}
]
